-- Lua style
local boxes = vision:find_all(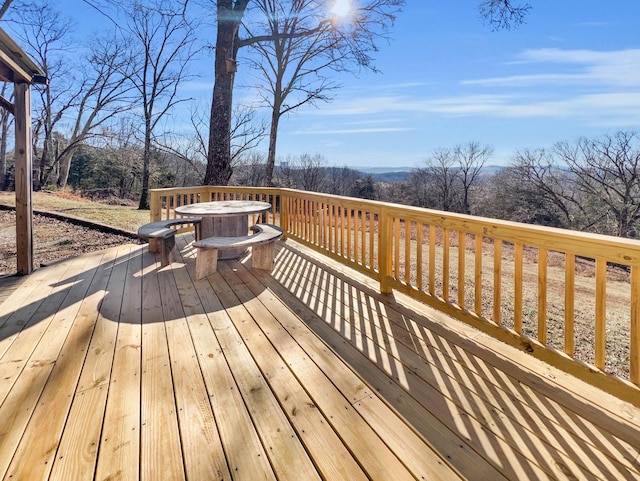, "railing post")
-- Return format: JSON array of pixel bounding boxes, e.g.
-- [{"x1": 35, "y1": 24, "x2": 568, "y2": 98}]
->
[
  {"x1": 149, "y1": 189, "x2": 162, "y2": 221},
  {"x1": 631, "y1": 266, "x2": 640, "y2": 386},
  {"x1": 379, "y1": 206, "x2": 392, "y2": 294},
  {"x1": 280, "y1": 191, "x2": 289, "y2": 238}
]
